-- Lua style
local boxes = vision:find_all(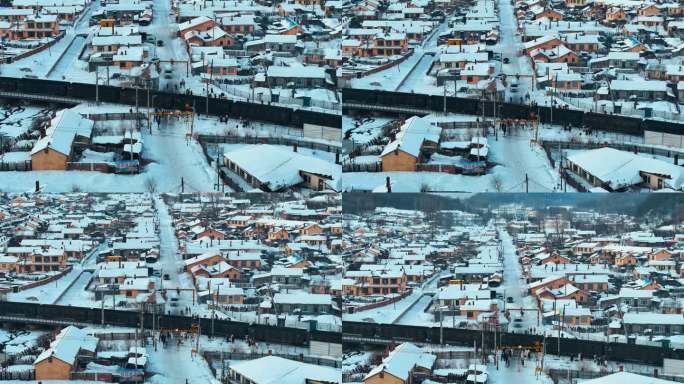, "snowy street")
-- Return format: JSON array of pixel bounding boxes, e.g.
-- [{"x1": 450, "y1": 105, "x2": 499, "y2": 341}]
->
[
  {"x1": 496, "y1": 0, "x2": 534, "y2": 100},
  {"x1": 142, "y1": 118, "x2": 219, "y2": 193},
  {"x1": 498, "y1": 227, "x2": 542, "y2": 332},
  {"x1": 154, "y1": 195, "x2": 196, "y2": 312},
  {"x1": 498, "y1": 229, "x2": 523, "y2": 304}
]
